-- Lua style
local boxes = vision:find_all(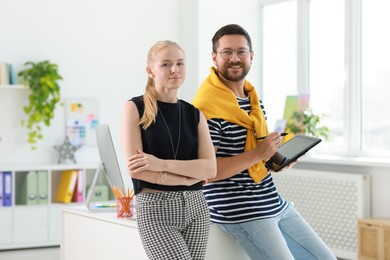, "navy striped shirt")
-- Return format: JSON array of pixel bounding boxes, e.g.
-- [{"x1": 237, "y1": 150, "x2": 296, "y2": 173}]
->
[{"x1": 203, "y1": 96, "x2": 287, "y2": 224}]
